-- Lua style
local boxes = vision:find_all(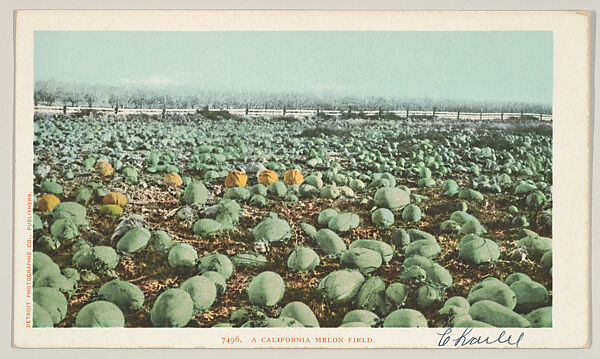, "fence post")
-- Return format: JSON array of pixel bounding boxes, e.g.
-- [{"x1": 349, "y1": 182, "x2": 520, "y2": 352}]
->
[
  {"x1": 457, "y1": 110, "x2": 460, "y2": 120},
  {"x1": 63, "y1": 105, "x2": 67, "y2": 115},
  {"x1": 539, "y1": 110, "x2": 543, "y2": 121},
  {"x1": 520, "y1": 111, "x2": 523, "y2": 120},
  {"x1": 501, "y1": 111, "x2": 504, "y2": 120},
  {"x1": 406, "y1": 108, "x2": 409, "y2": 119},
  {"x1": 245, "y1": 104, "x2": 249, "y2": 115},
  {"x1": 162, "y1": 106, "x2": 166, "y2": 119},
  {"x1": 283, "y1": 107, "x2": 286, "y2": 116},
  {"x1": 115, "y1": 105, "x2": 119, "y2": 115},
  {"x1": 378, "y1": 107, "x2": 382, "y2": 118},
  {"x1": 480, "y1": 108, "x2": 483, "y2": 121},
  {"x1": 432, "y1": 107, "x2": 436, "y2": 119},
  {"x1": 349, "y1": 106, "x2": 352, "y2": 114}
]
